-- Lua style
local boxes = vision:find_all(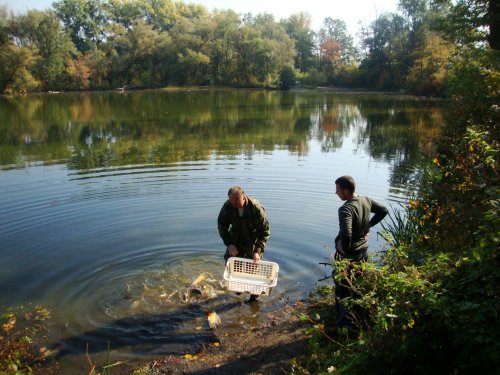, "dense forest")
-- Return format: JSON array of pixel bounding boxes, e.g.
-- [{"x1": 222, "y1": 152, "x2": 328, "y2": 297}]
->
[{"x1": 0, "y1": 0, "x2": 497, "y2": 95}]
